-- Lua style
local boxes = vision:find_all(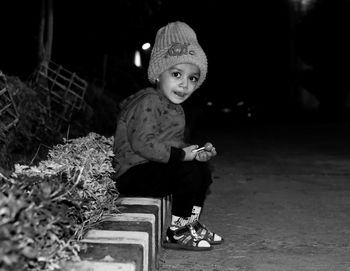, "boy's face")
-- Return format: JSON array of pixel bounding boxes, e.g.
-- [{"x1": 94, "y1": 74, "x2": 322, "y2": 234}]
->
[{"x1": 157, "y1": 63, "x2": 200, "y2": 104}]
